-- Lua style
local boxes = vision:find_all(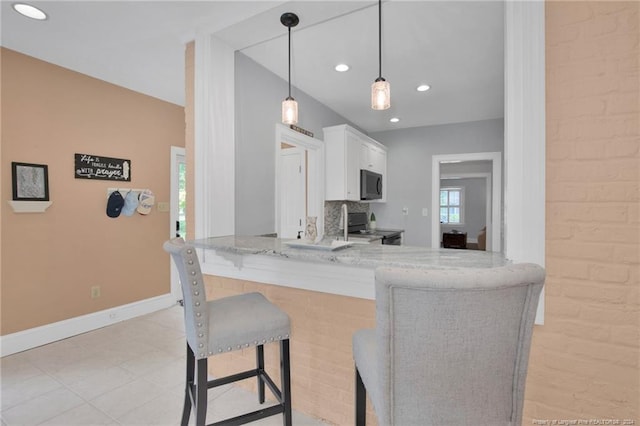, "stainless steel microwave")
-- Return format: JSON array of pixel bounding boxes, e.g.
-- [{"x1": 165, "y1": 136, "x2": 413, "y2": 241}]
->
[{"x1": 360, "y1": 169, "x2": 383, "y2": 200}]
